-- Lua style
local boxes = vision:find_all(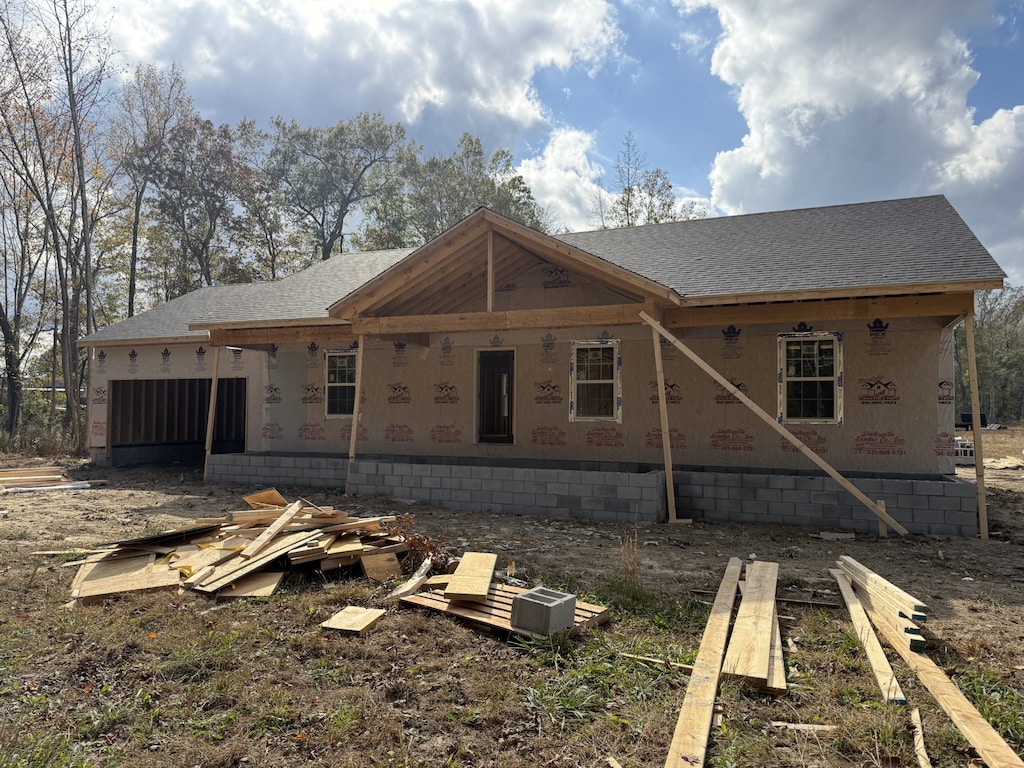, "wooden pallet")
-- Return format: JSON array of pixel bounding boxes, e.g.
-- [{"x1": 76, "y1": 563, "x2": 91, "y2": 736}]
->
[{"x1": 401, "y1": 583, "x2": 609, "y2": 639}]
